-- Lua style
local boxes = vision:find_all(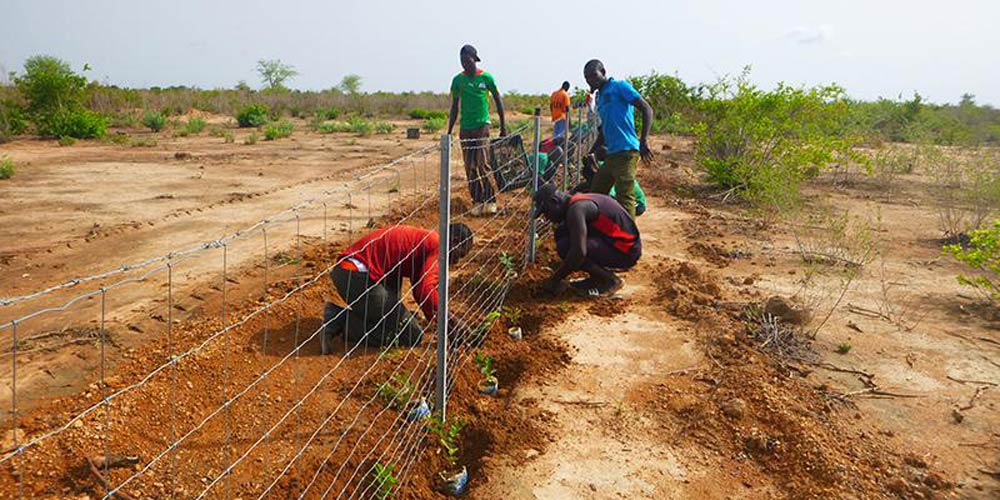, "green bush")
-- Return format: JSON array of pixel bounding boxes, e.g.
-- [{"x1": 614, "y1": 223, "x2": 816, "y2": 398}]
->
[
  {"x1": 422, "y1": 117, "x2": 445, "y2": 133},
  {"x1": 629, "y1": 72, "x2": 702, "y2": 134},
  {"x1": 15, "y1": 56, "x2": 87, "y2": 116},
  {"x1": 374, "y1": 121, "x2": 394, "y2": 134},
  {"x1": 263, "y1": 120, "x2": 294, "y2": 140},
  {"x1": 184, "y1": 116, "x2": 207, "y2": 135},
  {"x1": 244, "y1": 132, "x2": 258, "y2": 145},
  {"x1": 408, "y1": 108, "x2": 447, "y2": 120},
  {"x1": 944, "y1": 220, "x2": 1000, "y2": 301},
  {"x1": 38, "y1": 108, "x2": 107, "y2": 138},
  {"x1": 315, "y1": 107, "x2": 341, "y2": 120},
  {"x1": 0, "y1": 99, "x2": 28, "y2": 142},
  {"x1": 58, "y1": 135, "x2": 76, "y2": 147},
  {"x1": 222, "y1": 130, "x2": 235, "y2": 143},
  {"x1": 235, "y1": 104, "x2": 268, "y2": 128},
  {"x1": 0, "y1": 156, "x2": 14, "y2": 179},
  {"x1": 142, "y1": 111, "x2": 167, "y2": 132},
  {"x1": 694, "y1": 70, "x2": 856, "y2": 210}
]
